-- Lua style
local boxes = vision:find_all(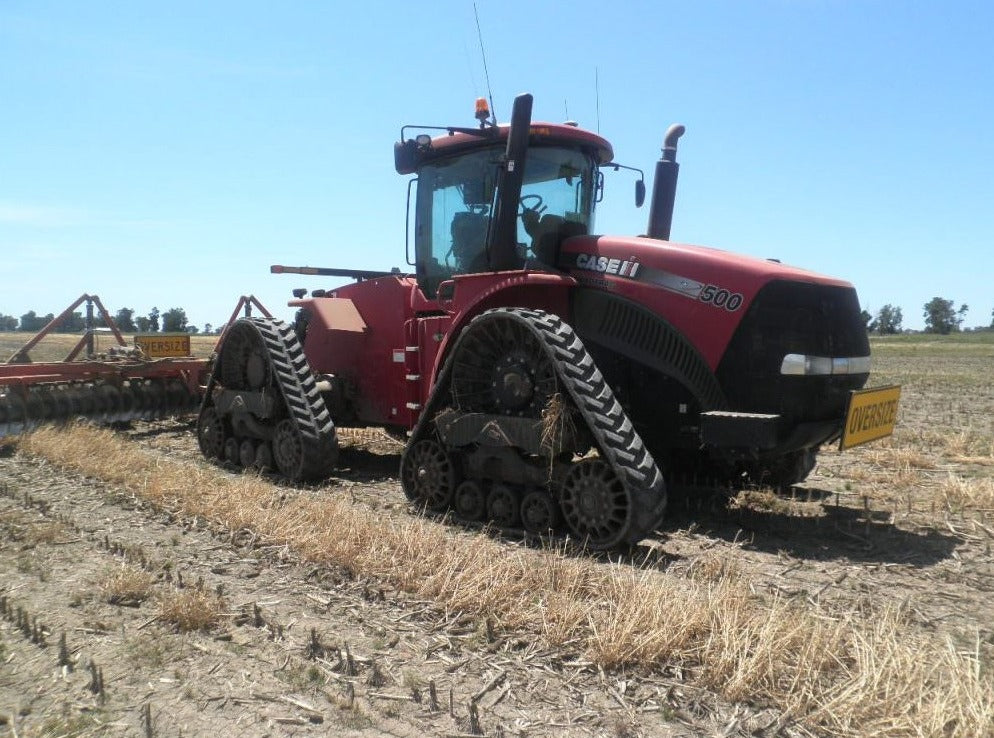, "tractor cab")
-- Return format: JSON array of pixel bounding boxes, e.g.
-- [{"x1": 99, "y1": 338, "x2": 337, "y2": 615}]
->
[{"x1": 395, "y1": 96, "x2": 614, "y2": 298}]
